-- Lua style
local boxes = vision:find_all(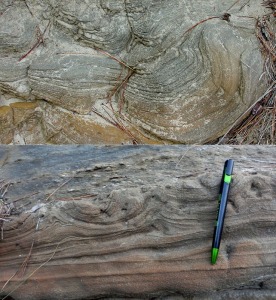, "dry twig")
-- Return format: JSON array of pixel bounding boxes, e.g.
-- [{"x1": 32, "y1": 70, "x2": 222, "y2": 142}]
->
[
  {"x1": 219, "y1": 2, "x2": 276, "y2": 144},
  {"x1": 0, "y1": 182, "x2": 13, "y2": 240},
  {"x1": 1, "y1": 218, "x2": 41, "y2": 292},
  {"x1": 18, "y1": 21, "x2": 50, "y2": 62},
  {"x1": 91, "y1": 104, "x2": 140, "y2": 144},
  {"x1": 45, "y1": 178, "x2": 73, "y2": 202},
  {"x1": 1, "y1": 239, "x2": 64, "y2": 300}
]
